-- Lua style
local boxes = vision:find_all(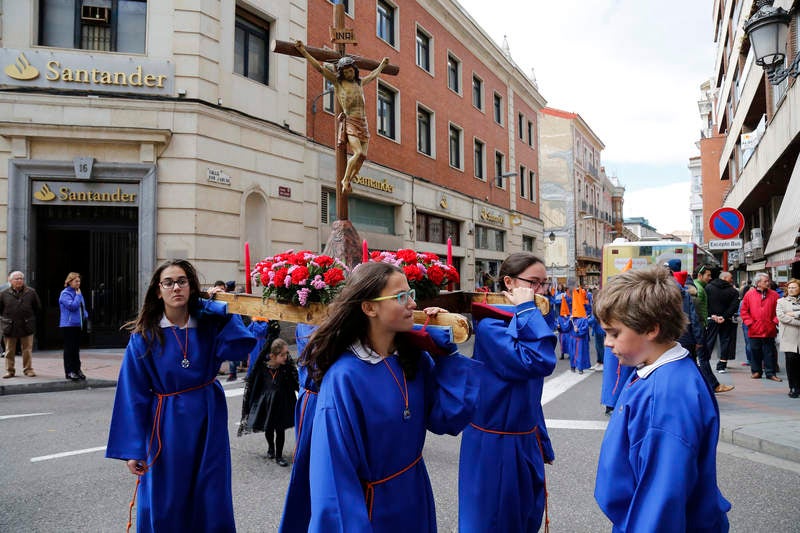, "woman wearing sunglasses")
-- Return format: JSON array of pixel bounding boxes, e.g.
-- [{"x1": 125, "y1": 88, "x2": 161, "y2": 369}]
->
[
  {"x1": 106, "y1": 259, "x2": 256, "y2": 532},
  {"x1": 297, "y1": 261, "x2": 481, "y2": 532},
  {"x1": 459, "y1": 252, "x2": 557, "y2": 532}
]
